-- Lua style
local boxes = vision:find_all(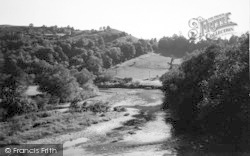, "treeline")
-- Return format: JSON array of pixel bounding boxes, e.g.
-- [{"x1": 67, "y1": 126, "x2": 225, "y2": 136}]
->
[
  {"x1": 160, "y1": 33, "x2": 249, "y2": 148},
  {"x1": 0, "y1": 25, "x2": 155, "y2": 118},
  {"x1": 158, "y1": 34, "x2": 239, "y2": 57}
]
